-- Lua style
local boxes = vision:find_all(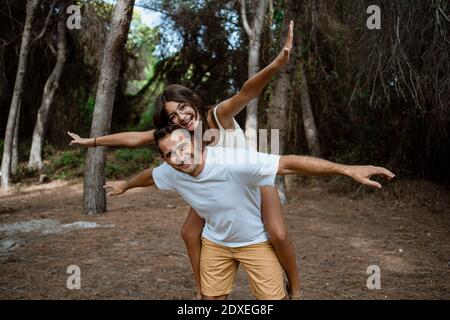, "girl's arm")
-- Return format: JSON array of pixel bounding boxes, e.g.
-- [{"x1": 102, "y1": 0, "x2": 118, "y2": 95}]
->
[
  {"x1": 278, "y1": 155, "x2": 396, "y2": 189},
  {"x1": 216, "y1": 21, "x2": 294, "y2": 127},
  {"x1": 67, "y1": 130, "x2": 155, "y2": 148}
]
